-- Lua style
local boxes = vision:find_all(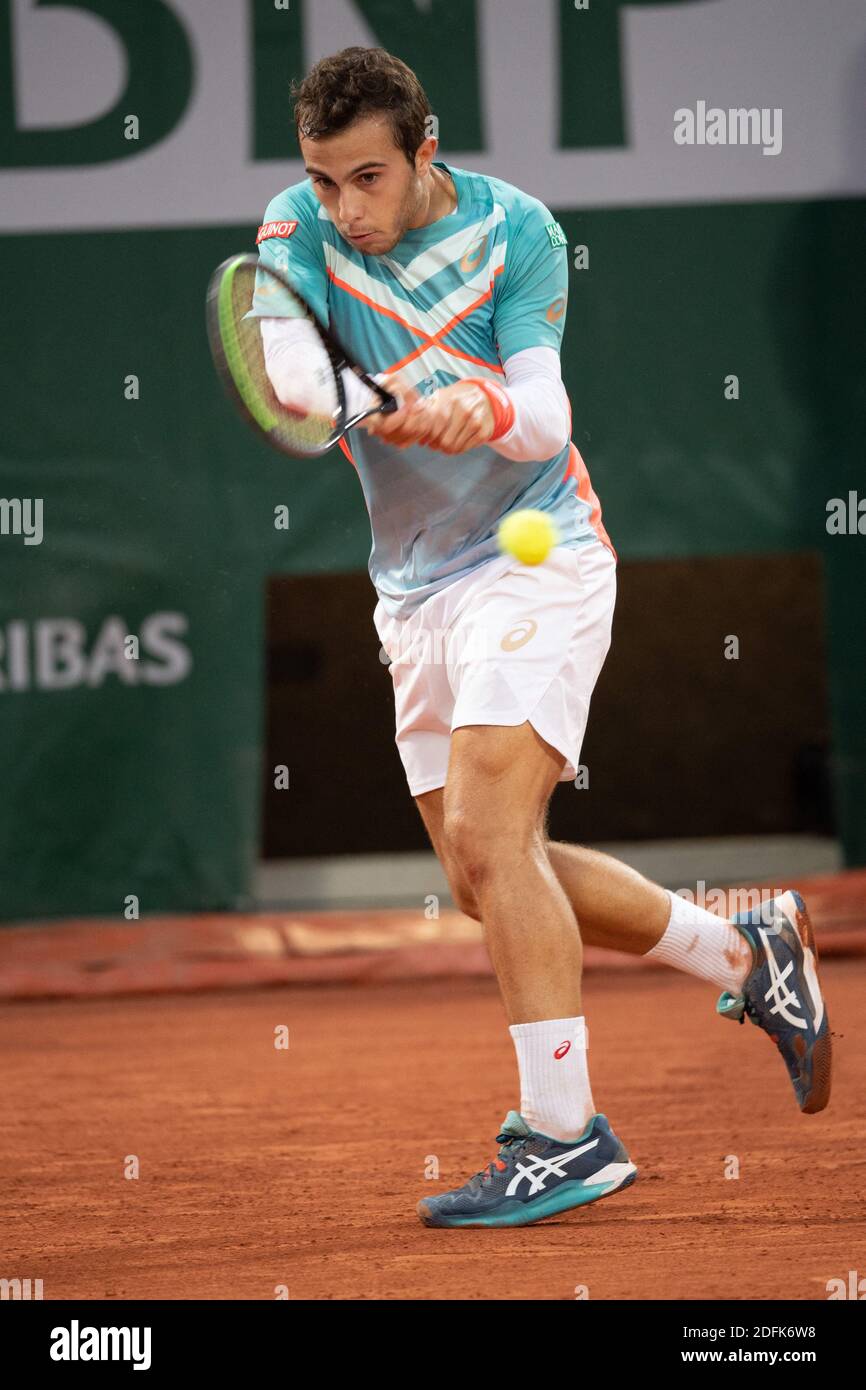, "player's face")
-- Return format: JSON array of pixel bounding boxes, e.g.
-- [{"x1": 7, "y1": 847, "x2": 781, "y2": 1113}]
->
[{"x1": 301, "y1": 114, "x2": 438, "y2": 256}]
